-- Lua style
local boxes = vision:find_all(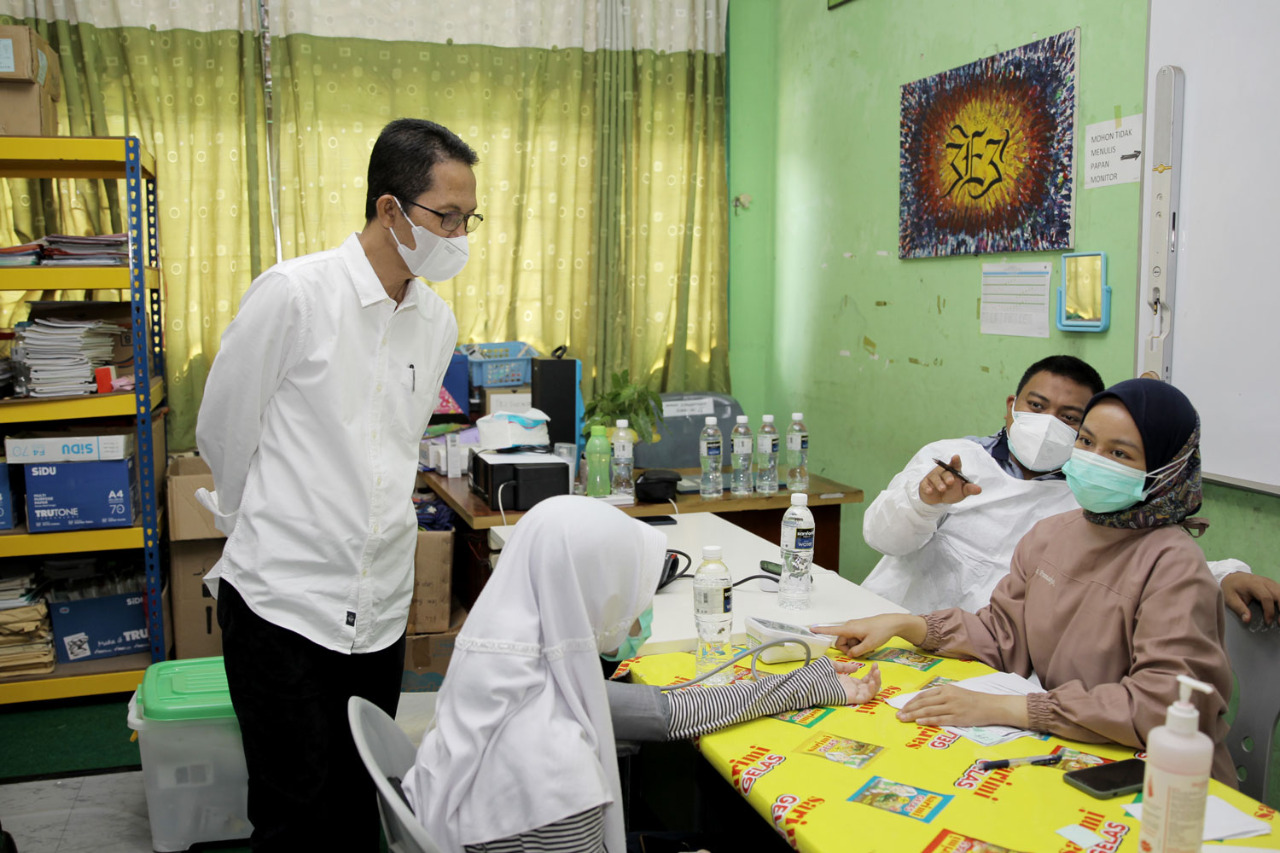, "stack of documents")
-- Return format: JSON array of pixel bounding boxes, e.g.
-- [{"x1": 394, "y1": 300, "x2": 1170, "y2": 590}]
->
[
  {"x1": 40, "y1": 234, "x2": 130, "y2": 266},
  {"x1": 0, "y1": 242, "x2": 42, "y2": 267},
  {"x1": 12, "y1": 316, "x2": 128, "y2": 398},
  {"x1": 0, "y1": 357, "x2": 12, "y2": 392},
  {"x1": 0, "y1": 570, "x2": 54, "y2": 679}
]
